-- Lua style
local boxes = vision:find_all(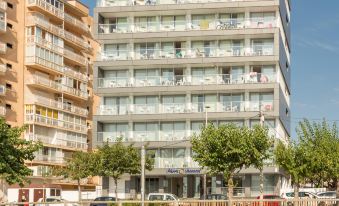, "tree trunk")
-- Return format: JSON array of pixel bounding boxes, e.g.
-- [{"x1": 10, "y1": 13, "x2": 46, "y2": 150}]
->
[
  {"x1": 293, "y1": 183, "x2": 299, "y2": 206},
  {"x1": 336, "y1": 180, "x2": 339, "y2": 206},
  {"x1": 259, "y1": 169, "x2": 264, "y2": 206},
  {"x1": 227, "y1": 174, "x2": 234, "y2": 200},
  {"x1": 114, "y1": 178, "x2": 118, "y2": 201},
  {"x1": 77, "y1": 179, "x2": 82, "y2": 202}
]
